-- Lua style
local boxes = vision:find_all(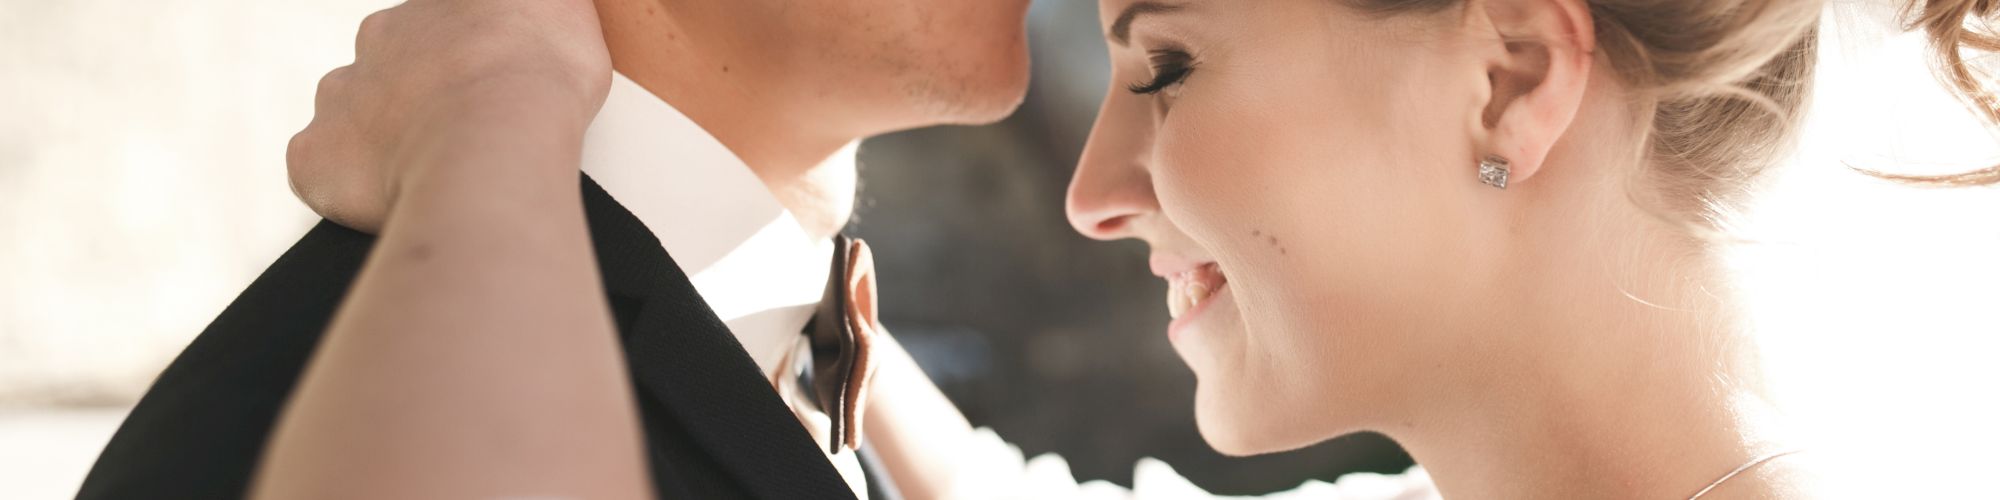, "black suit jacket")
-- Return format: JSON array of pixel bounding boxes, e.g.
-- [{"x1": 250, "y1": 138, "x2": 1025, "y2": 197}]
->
[{"x1": 77, "y1": 175, "x2": 883, "y2": 500}]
